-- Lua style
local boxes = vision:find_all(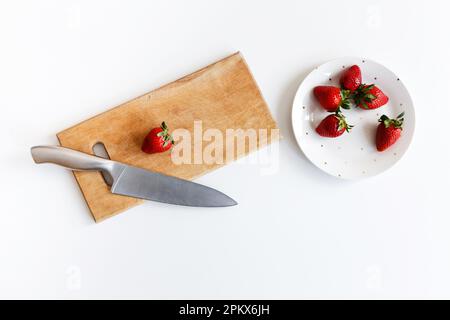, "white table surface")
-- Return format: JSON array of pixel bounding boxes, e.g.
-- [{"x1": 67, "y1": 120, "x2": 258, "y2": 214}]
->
[{"x1": 1, "y1": 0, "x2": 450, "y2": 299}]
